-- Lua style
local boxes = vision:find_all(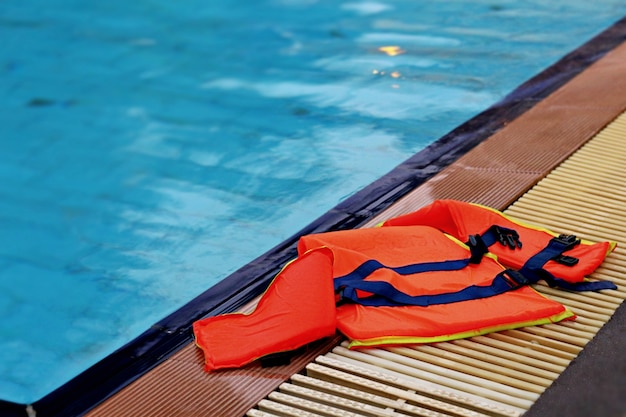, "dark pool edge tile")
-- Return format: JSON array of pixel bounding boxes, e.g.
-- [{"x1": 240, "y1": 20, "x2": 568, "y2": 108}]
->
[{"x1": 3, "y1": 15, "x2": 625, "y2": 417}]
